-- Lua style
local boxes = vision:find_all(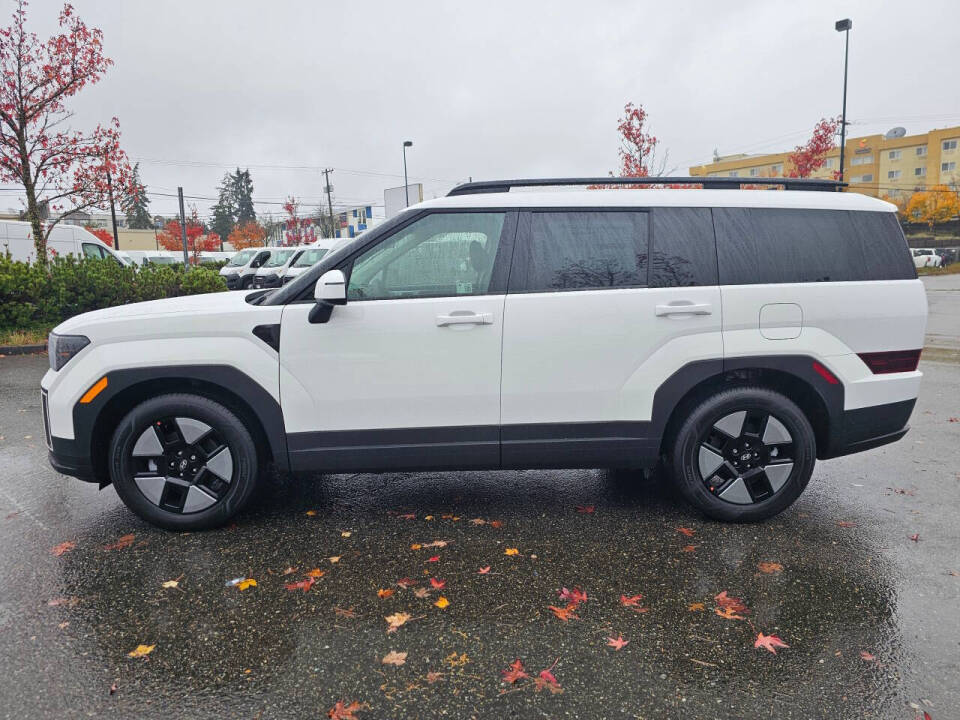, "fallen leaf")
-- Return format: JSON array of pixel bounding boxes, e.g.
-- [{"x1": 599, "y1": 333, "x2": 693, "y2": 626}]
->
[
  {"x1": 676, "y1": 527, "x2": 695, "y2": 537},
  {"x1": 57, "y1": 621, "x2": 69, "y2": 629},
  {"x1": 446, "y1": 652, "x2": 470, "y2": 667},
  {"x1": 51, "y1": 541, "x2": 76, "y2": 557},
  {"x1": 619, "y1": 594, "x2": 647, "y2": 612},
  {"x1": 430, "y1": 578, "x2": 446, "y2": 590},
  {"x1": 108, "y1": 682, "x2": 117, "y2": 695},
  {"x1": 714, "y1": 591, "x2": 749, "y2": 615},
  {"x1": 410, "y1": 543, "x2": 422, "y2": 550},
  {"x1": 413, "y1": 587, "x2": 431, "y2": 599},
  {"x1": 236, "y1": 578, "x2": 257, "y2": 591},
  {"x1": 424, "y1": 515, "x2": 434, "y2": 520},
  {"x1": 377, "y1": 588, "x2": 395, "y2": 599},
  {"x1": 754, "y1": 632, "x2": 789, "y2": 654},
  {"x1": 489, "y1": 520, "x2": 503, "y2": 528},
  {"x1": 423, "y1": 539, "x2": 448, "y2": 548},
  {"x1": 558, "y1": 586, "x2": 587, "y2": 606},
  {"x1": 127, "y1": 644, "x2": 155, "y2": 659},
  {"x1": 281, "y1": 566, "x2": 297, "y2": 575},
  {"x1": 434, "y1": 596, "x2": 450, "y2": 609},
  {"x1": 382, "y1": 650, "x2": 407, "y2": 666},
  {"x1": 837, "y1": 521, "x2": 857, "y2": 528},
  {"x1": 427, "y1": 555, "x2": 440, "y2": 563},
  {"x1": 341, "y1": 530, "x2": 352, "y2": 538},
  {"x1": 504, "y1": 548, "x2": 519, "y2": 556},
  {"x1": 607, "y1": 635, "x2": 629, "y2": 650},
  {"x1": 396, "y1": 577, "x2": 416, "y2": 589},
  {"x1": 681, "y1": 544, "x2": 697, "y2": 553},
  {"x1": 860, "y1": 651, "x2": 876, "y2": 661},
  {"x1": 334, "y1": 606, "x2": 357, "y2": 618},
  {"x1": 533, "y1": 675, "x2": 564, "y2": 694},
  {"x1": 425, "y1": 671, "x2": 443, "y2": 683},
  {"x1": 306, "y1": 568, "x2": 325, "y2": 578},
  {"x1": 440, "y1": 514, "x2": 459, "y2": 520},
  {"x1": 576, "y1": 505, "x2": 595, "y2": 513},
  {"x1": 328, "y1": 556, "x2": 341, "y2": 564},
  {"x1": 385, "y1": 611, "x2": 412, "y2": 633},
  {"x1": 305, "y1": 510, "x2": 317, "y2": 516},
  {"x1": 715, "y1": 606, "x2": 745, "y2": 620},
  {"x1": 103, "y1": 534, "x2": 135, "y2": 551},
  {"x1": 46, "y1": 597, "x2": 80, "y2": 608},
  {"x1": 758, "y1": 562, "x2": 783, "y2": 574},
  {"x1": 477, "y1": 566, "x2": 491, "y2": 575},
  {"x1": 501, "y1": 659, "x2": 528, "y2": 684},
  {"x1": 327, "y1": 700, "x2": 366, "y2": 720},
  {"x1": 161, "y1": 579, "x2": 180, "y2": 589},
  {"x1": 909, "y1": 533, "x2": 921, "y2": 542},
  {"x1": 548, "y1": 604, "x2": 579, "y2": 622},
  {"x1": 285, "y1": 578, "x2": 316, "y2": 592},
  {"x1": 469, "y1": 518, "x2": 486, "y2": 526},
  {"x1": 688, "y1": 602, "x2": 706, "y2": 612}
]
